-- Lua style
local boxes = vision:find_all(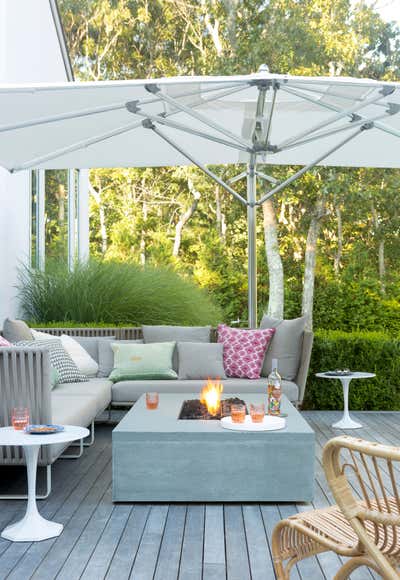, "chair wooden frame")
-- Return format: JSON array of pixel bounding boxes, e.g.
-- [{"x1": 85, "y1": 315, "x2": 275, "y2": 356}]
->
[{"x1": 272, "y1": 435, "x2": 400, "y2": 579}]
